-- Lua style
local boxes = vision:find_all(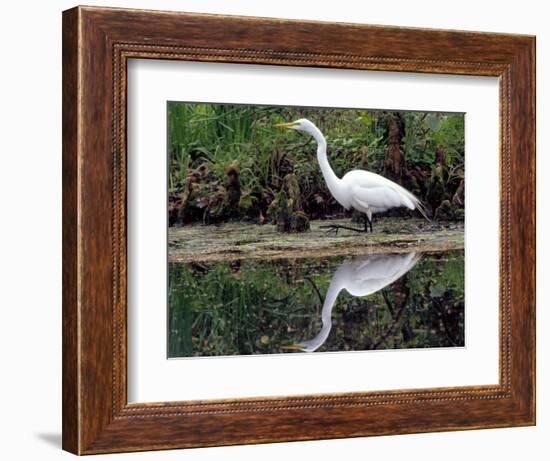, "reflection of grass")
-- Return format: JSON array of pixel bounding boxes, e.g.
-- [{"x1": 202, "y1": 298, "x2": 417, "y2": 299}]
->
[
  {"x1": 168, "y1": 251, "x2": 465, "y2": 358},
  {"x1": 168, "y1": 288, "x2": 193, "y2": 357}
]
